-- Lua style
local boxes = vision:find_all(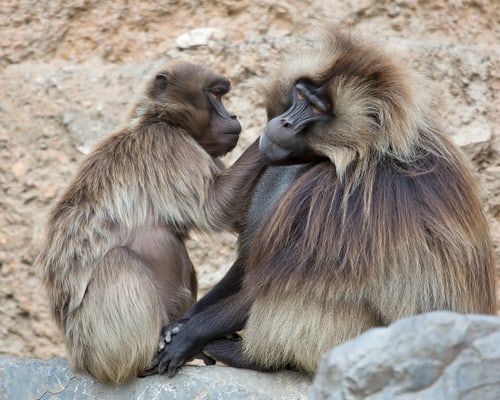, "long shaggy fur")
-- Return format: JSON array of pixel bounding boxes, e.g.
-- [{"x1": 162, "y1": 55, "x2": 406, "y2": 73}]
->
[
  {"x1": 242, "y1": 28, "x2": 496, "y2": 374},
  {"x1": 36, "y1": 63, "x2": 257, "y2": 384}
]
